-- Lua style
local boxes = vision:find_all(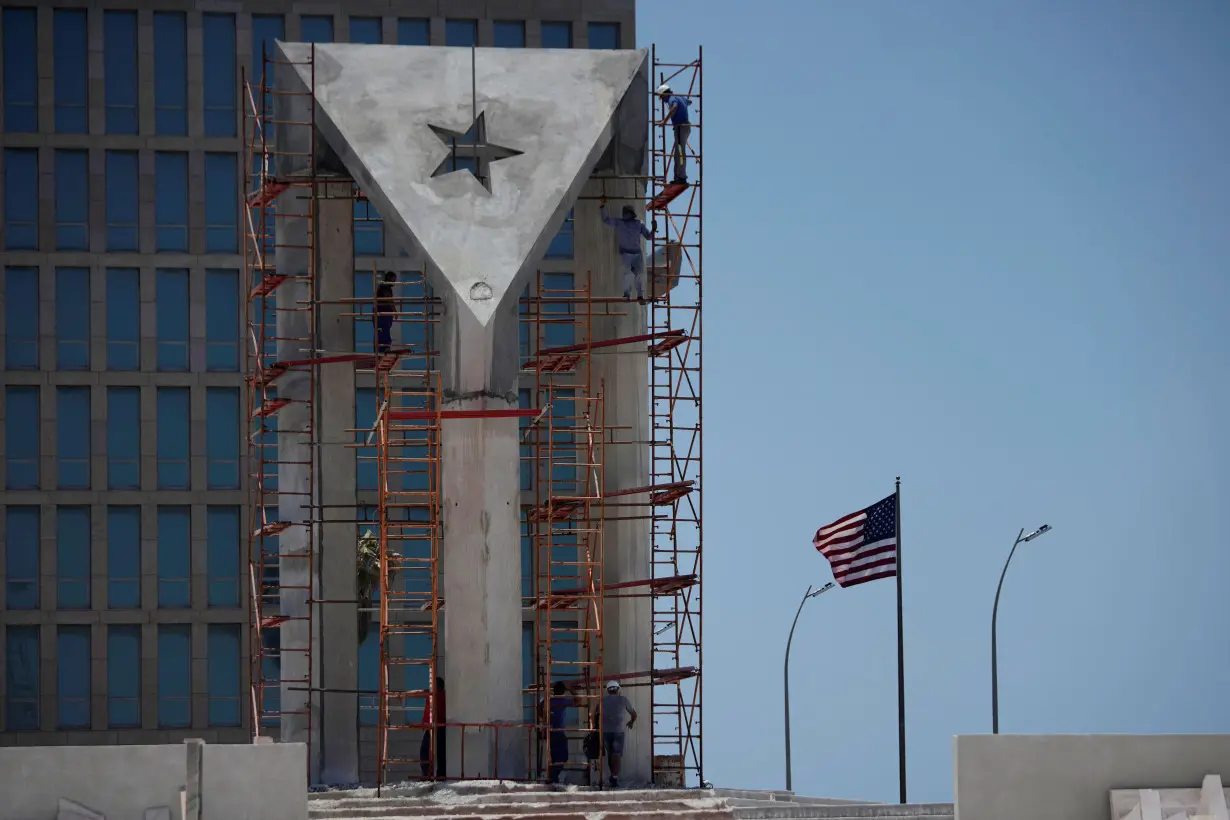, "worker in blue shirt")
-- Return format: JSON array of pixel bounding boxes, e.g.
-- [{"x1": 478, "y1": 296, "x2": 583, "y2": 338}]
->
[
  {"x1": 657, "y1": 84, "x2": 692, "y2": 184},
  {"x1": 599, "y1": 198, "x2": 657, "y2": 303}
]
